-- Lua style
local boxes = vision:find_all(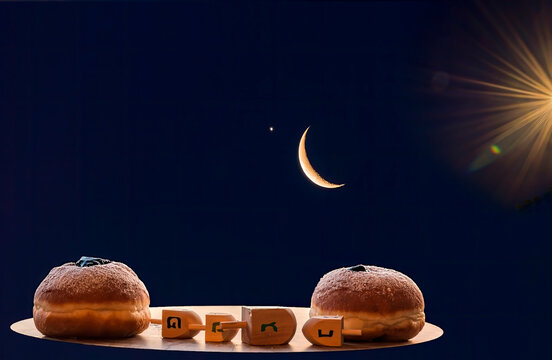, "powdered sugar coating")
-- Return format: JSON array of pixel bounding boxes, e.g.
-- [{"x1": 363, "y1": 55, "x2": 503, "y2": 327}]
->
[
  {"x1": 34, "y1": 261, "x2": 150, "y2": 307},
  {"x1": 311, "y1": 265, "x2": 424, "y2": 315}
]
